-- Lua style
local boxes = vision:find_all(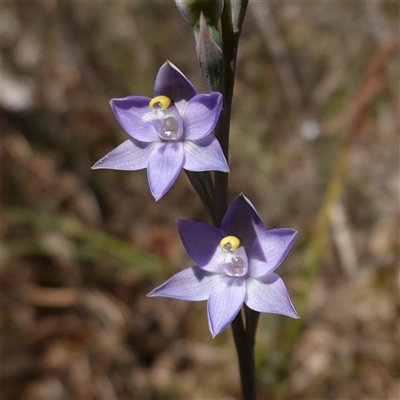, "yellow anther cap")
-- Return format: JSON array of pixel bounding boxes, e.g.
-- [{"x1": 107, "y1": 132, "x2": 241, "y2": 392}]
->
[
  {"x1": 149, "y1": 95, "x2": 172, "y2": 111},
  {"x1": 220, "y1": 236, "x2": 241, "y2": 252}
]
